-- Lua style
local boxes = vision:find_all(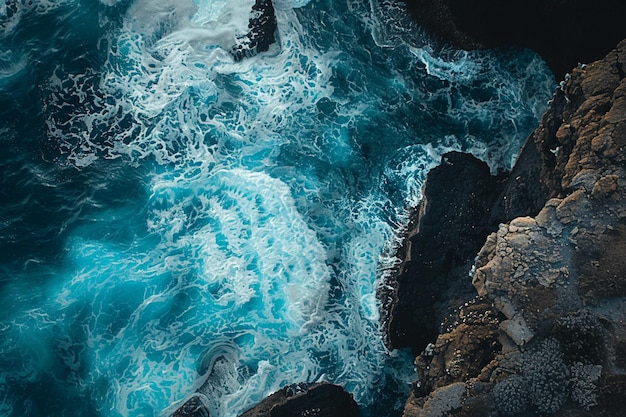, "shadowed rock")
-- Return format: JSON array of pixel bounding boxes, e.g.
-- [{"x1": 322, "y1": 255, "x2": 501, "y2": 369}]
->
[
  {"x1": 239, "y1": 382, "x2": 360, "y2": 417},
  {"x1": 402, "y1": 0, "x2": 626, "y2": 80},
  {"x1": 172, "y1": 394, "x2": 210, "y2": 417},
  {"x1": 385, "y1": 151, "x2": 505, "y2": 354}
]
